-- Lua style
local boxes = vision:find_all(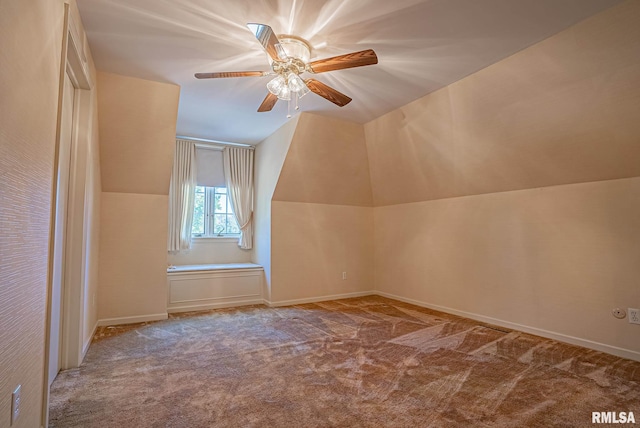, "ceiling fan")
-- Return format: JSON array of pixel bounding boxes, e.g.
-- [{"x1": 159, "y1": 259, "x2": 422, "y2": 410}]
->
[{"x1": 195, "y1": 23, "x2": 378, "y2": 116}]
